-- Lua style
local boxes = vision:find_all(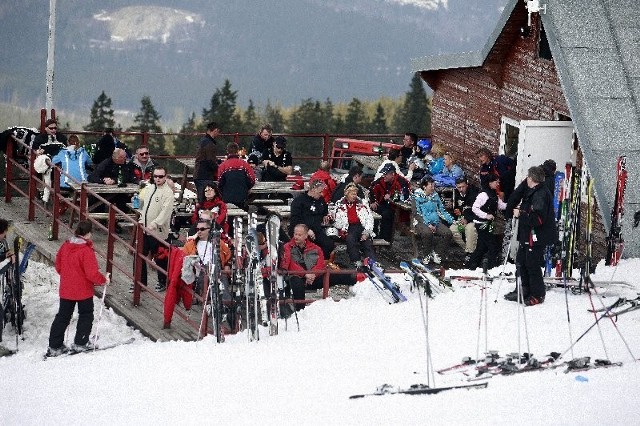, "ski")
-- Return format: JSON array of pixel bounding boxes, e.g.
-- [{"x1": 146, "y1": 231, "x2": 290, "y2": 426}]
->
[
  {"x1": 19, "y1": 241, "x2": 36, "y2": 275},
  {"x1": 606, "y1": 156, "x2": 627, "y2": 265},
  {"x1": 411, "y1": 259, "x2": 453, "y2": 292},
  {"x1": 349, "y1": 381, "x2": 488, "y2": 399},
  {"x1": 399, "y1": 261, "x2": 442, "y2": 297},
  {"x1": 603, "y1": 297, "x2": 640, "y2": 317},
  {"x1": 587, "y1": 297, "x2": 628, "y2": 313},
  {"x1": 364, "y1": 258, "x2": 407, "y2": 303},
  {"x1": 43, "y1": 338, "x2": 136, "y2": 360},
  {"x1": 448, "y1": 272, "x2": 515, "y2": 282},
  {"x1": 266, "y1": 215, "x2": 281, "y2": 335},
  {"x1": 231, "y1": 216, "x2": 244, "y2": 334},
  {"x1": 244, "y1": 207, "x2": 261, "y2": 341}
]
